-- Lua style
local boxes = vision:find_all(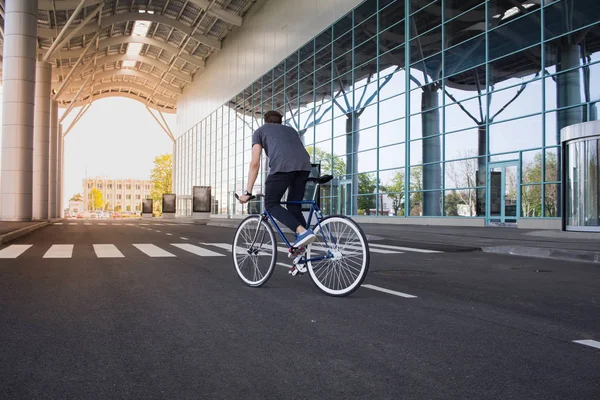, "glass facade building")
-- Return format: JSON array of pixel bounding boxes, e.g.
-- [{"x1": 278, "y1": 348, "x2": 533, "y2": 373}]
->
[{"x1": 174, "y1": 0, "x2": 600, "y2": 229}]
